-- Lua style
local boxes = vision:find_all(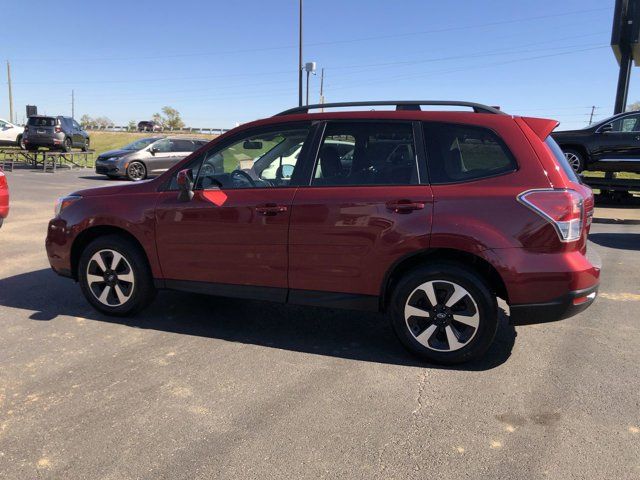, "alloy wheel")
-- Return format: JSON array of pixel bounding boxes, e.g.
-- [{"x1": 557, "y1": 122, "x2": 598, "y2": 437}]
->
[
  {"x1": 404, "y1": 280, "x2": 479, "y2": 352},
  {"x1": 86, "y1": 249, "x2": 135, "y2": 307},
  {"x1": 564, "y1": 152, "x2": 581, "y2": 173},
  {"x1": 128, "y1": 162, "x2": 146, "y2": 181}
]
